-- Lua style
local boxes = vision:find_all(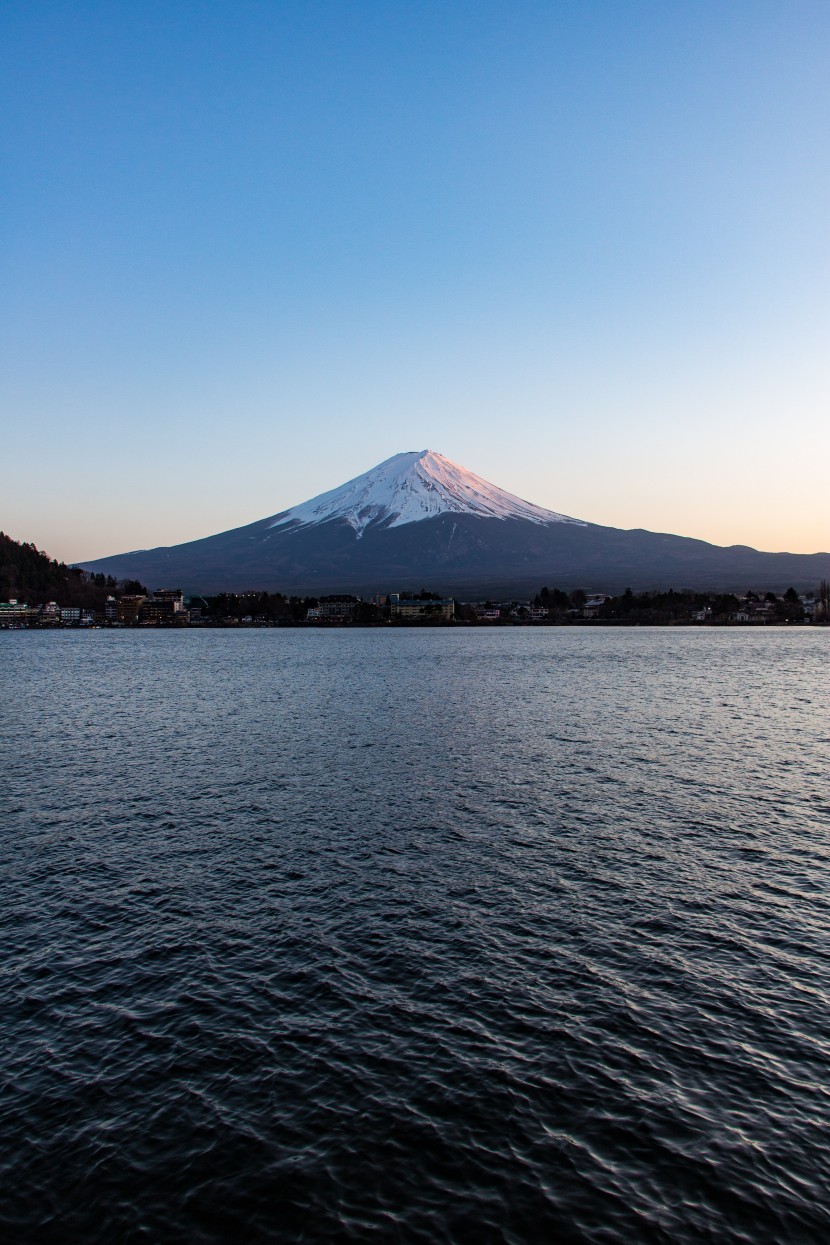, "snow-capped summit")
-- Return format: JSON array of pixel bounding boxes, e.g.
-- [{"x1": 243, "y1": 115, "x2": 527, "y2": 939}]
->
[{"x1": 269, "y1": 449, "x2": 584, "y2": 537}]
